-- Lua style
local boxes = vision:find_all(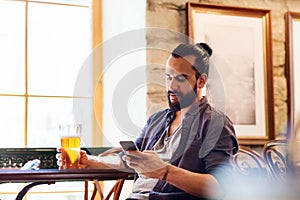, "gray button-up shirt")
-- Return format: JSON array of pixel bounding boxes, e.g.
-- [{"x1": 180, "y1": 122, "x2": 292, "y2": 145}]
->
[{"x1": 133, "y1": 97, "x2": 238, "y2": 200}]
